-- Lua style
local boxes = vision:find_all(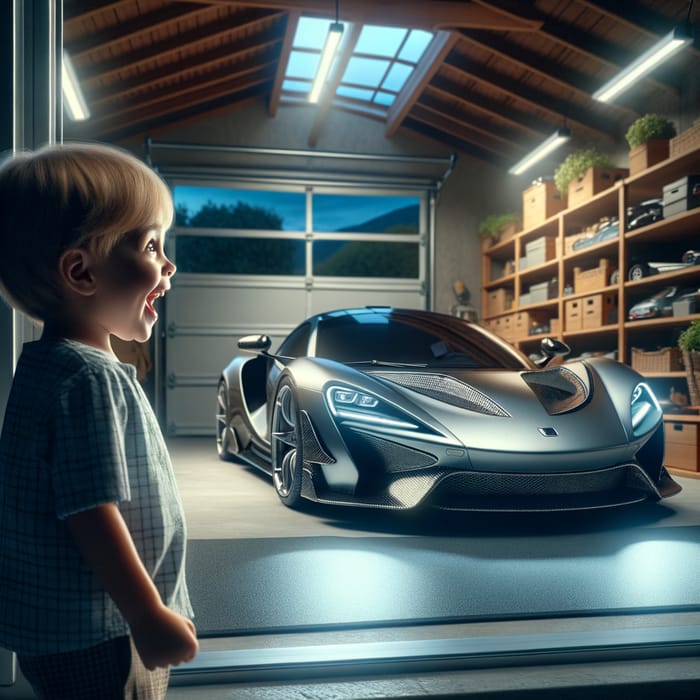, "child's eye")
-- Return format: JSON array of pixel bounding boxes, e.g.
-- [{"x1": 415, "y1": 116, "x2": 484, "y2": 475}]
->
[{"x1": 146, "y1": 240, "x2": 157, "y2": 253}]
